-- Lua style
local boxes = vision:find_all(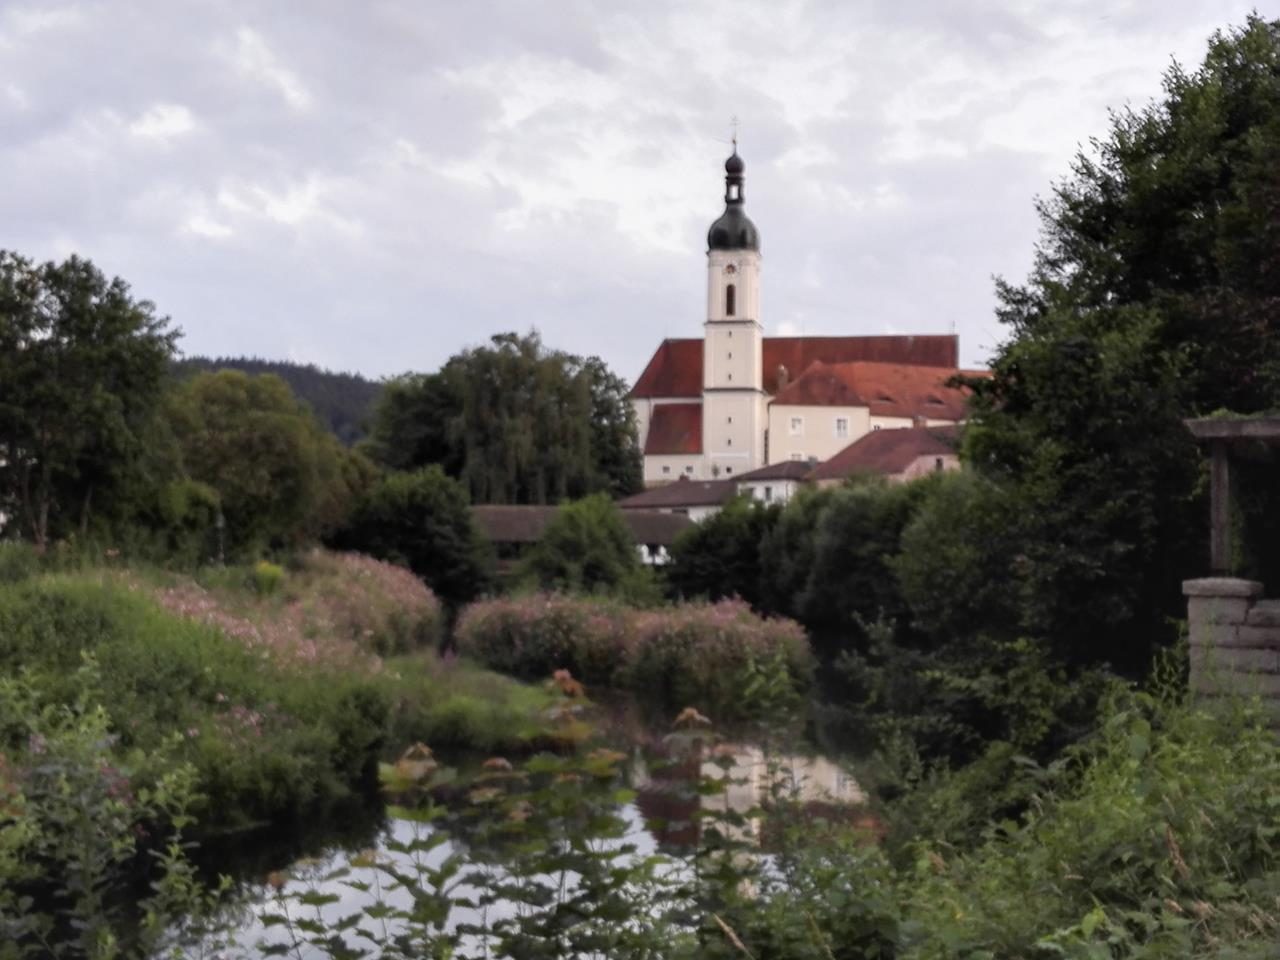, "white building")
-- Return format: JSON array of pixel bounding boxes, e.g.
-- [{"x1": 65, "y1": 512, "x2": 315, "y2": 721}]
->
[{"x1": 630, "y1": 151, "x2": 974, "y2": 487}]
